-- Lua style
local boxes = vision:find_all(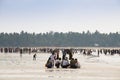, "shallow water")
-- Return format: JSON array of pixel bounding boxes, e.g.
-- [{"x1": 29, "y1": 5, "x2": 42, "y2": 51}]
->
[{"x1": 0, "y1": 53, "x2": 120, "y2": 80}]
